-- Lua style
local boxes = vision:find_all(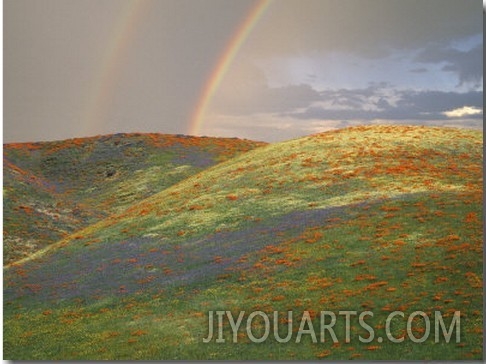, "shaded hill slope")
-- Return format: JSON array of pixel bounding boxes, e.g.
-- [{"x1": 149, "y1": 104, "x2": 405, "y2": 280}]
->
[
  {"x1": 3, "y1": 133, "x2": 265, "y2": 263},
  {"x1": 4, "y1": 125, "x2": 482, "y2": 360}
]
